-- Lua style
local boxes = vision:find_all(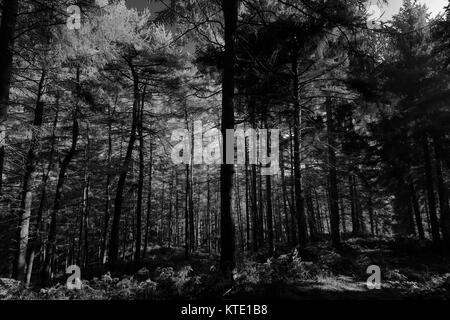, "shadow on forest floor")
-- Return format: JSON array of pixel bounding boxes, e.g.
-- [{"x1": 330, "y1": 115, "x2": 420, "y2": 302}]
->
[{"x1": 1, "y1": 238, "x2": 450, "y2": 300}]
